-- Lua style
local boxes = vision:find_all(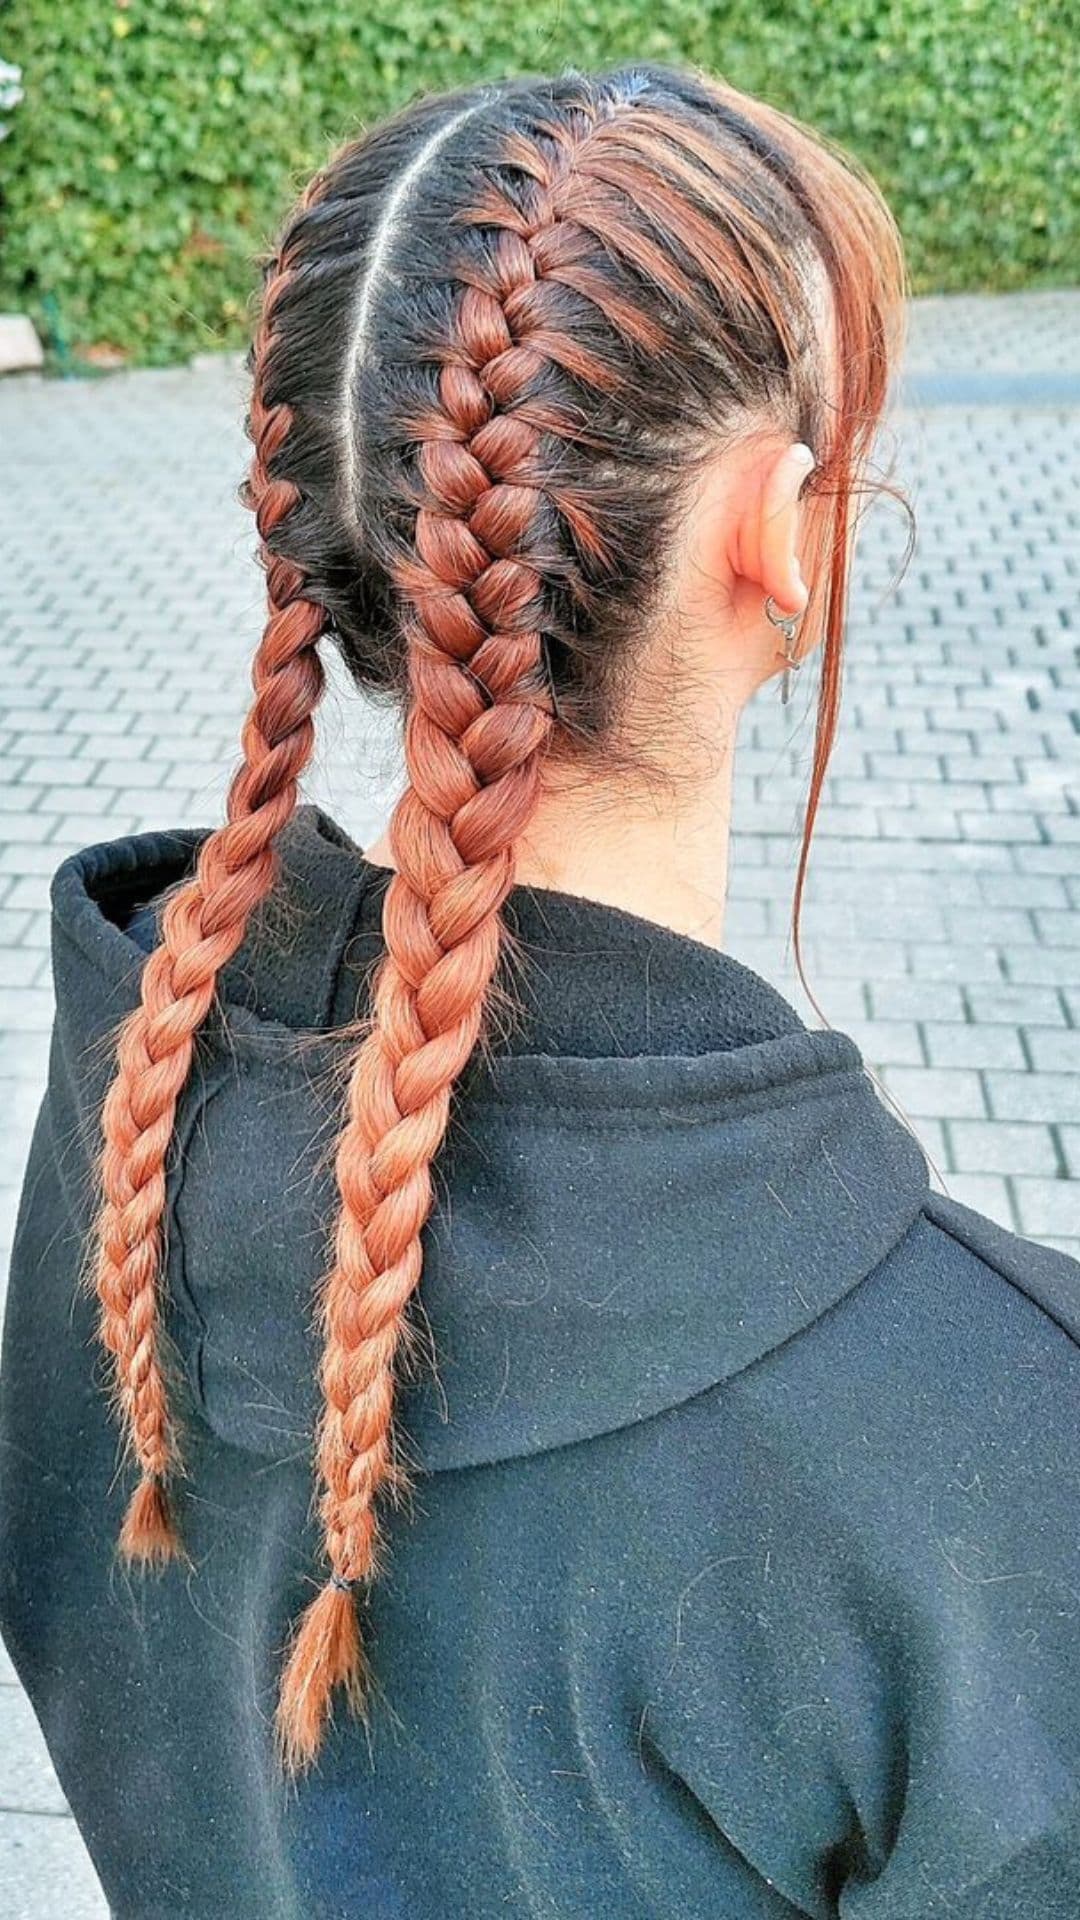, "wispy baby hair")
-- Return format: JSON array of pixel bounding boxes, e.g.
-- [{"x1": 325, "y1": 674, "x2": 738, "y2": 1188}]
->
[{"x1": 91, "y1": 62, "x2": 907, "y2": 1770}]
